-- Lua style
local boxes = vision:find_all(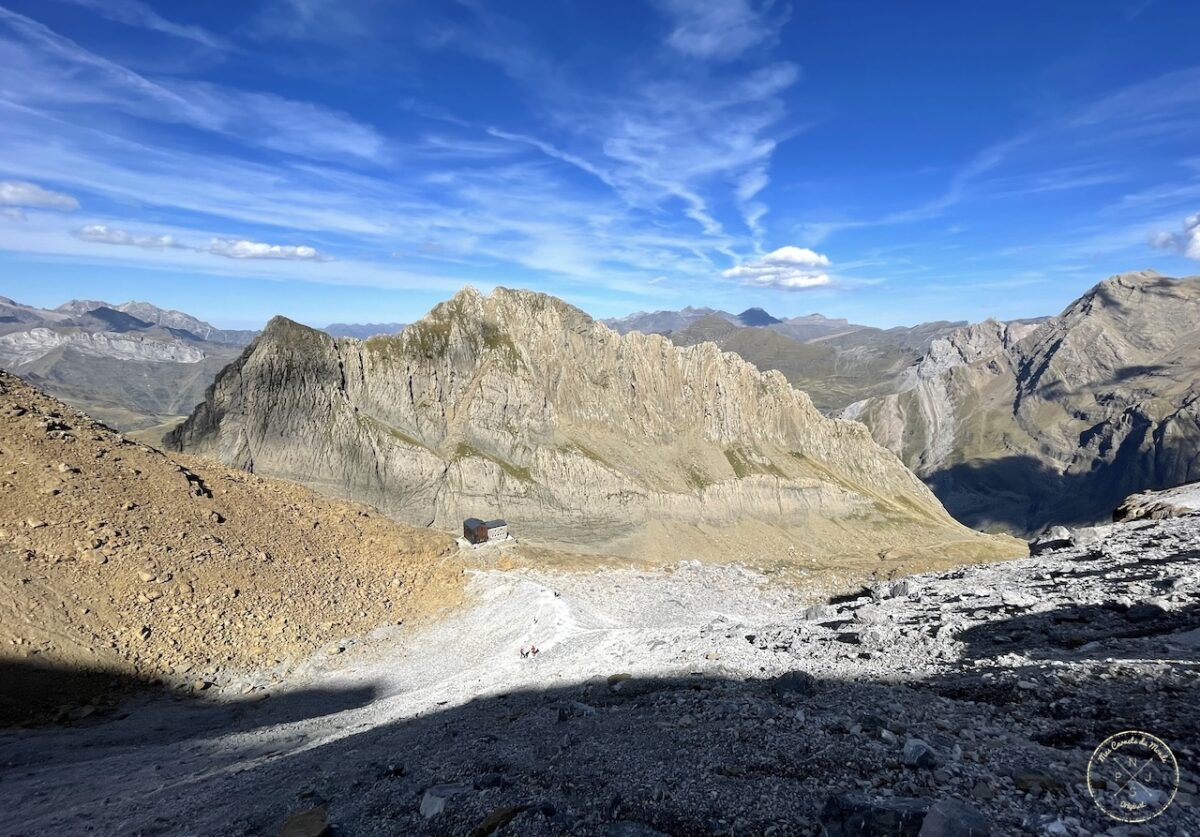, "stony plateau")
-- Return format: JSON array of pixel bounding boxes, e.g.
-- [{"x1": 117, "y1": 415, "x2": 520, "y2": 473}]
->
[
  {"x1": 846, "y1": 271, "x2": 1200, "y2": 535},
  {"x1": 168, "y1": 286, "x2": 1018, "y2": 567}
]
